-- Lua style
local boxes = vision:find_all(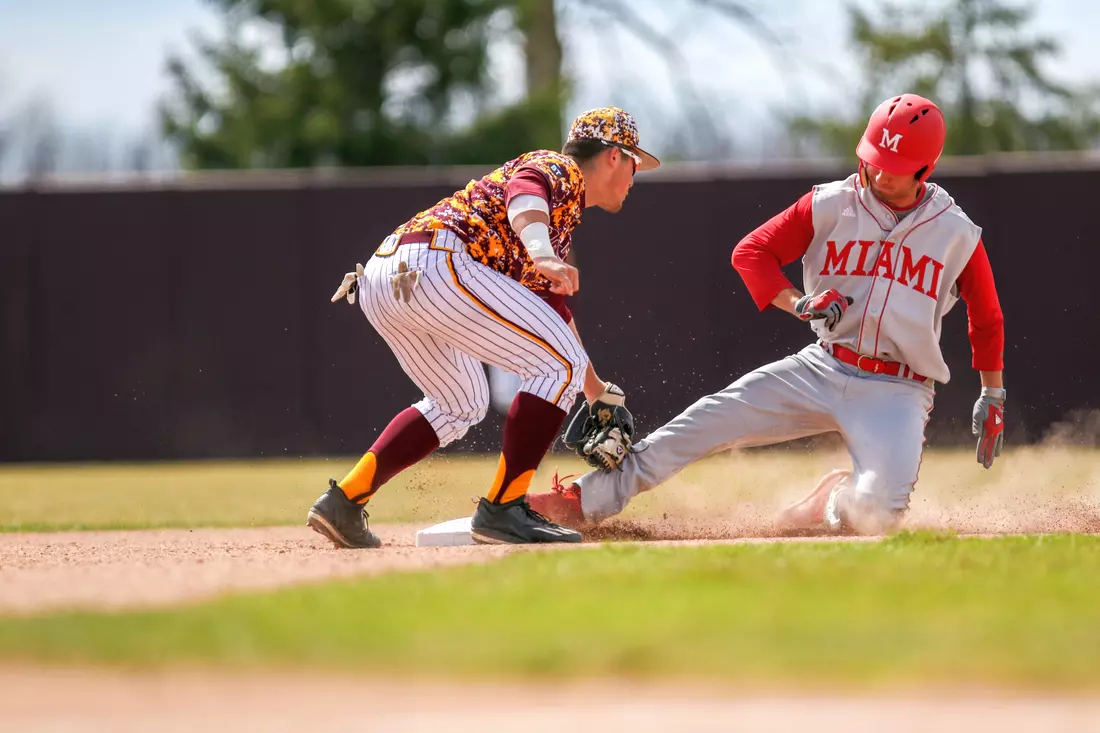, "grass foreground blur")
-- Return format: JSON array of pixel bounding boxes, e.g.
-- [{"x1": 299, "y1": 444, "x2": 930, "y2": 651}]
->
[{"x1": 1, "y1": 533, "x2": 1098, "y2": 689}]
